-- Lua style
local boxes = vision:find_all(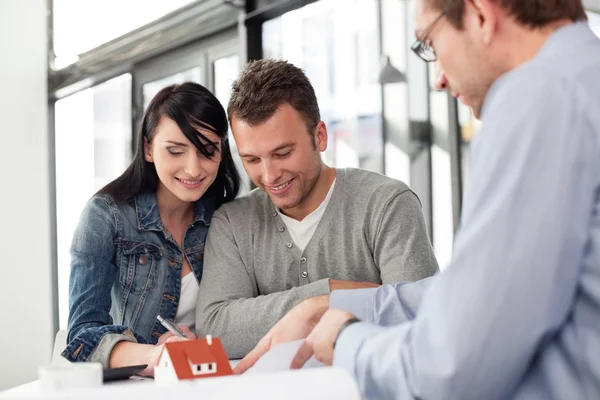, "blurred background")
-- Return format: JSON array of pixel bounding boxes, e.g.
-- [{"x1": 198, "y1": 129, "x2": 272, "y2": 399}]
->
[{"x1": 1, "y1": 0, "x2": 599, "y2": 390}]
